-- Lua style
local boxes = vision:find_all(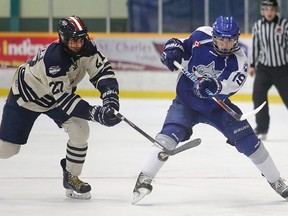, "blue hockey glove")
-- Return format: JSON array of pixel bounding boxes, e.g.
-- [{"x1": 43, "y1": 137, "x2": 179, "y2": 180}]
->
[
  {"x1": 160, "y1": 38, "x2": 185, "y2": 71},
  {"x1": 89, "y1": 105, "x2": 121, "y2": 127},
  {"x1": 101, "y1": 89, "x2": 120, "y2": 111},
  {"x1": 193, "y1": 76, "x2": 222, "y2": 98}
]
